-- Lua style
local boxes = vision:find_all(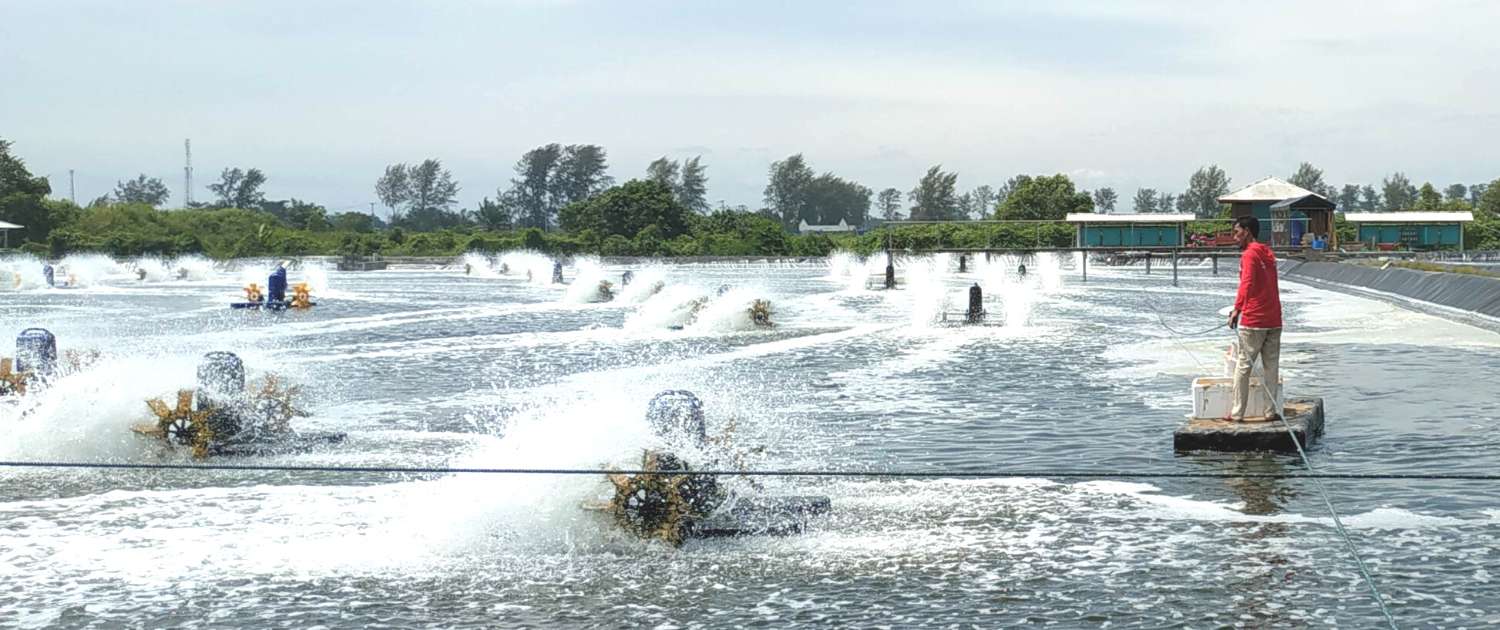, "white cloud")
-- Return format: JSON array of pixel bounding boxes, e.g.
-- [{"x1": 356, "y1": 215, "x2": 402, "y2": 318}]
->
[{"x1": 4, "y1": 1, "x2": 1498, "y2": 207}]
